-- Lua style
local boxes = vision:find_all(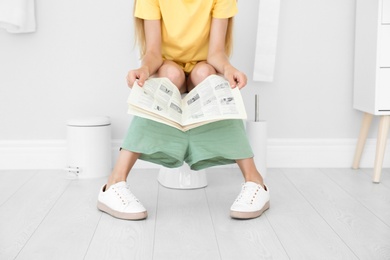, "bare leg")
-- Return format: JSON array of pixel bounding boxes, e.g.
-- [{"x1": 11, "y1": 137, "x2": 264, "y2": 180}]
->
[
  {"x1": 236, "y1": 158, "x2": 264, "y2": 187},
  {"x1": 187, "y1": 61, "x2": 216, "y2": 92},
  {"x1": 187, "y1": 63, "x2": 264, "y2": 187},
  {"x1": 105, "y1": 61, "x2": 186, "y2": 189},
  {"x1": 106, "y1": 149, "x2": 140, "y2": 189},
  {"x1": 157, "y1": 60, "x2": 186, "y2": 93}
]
